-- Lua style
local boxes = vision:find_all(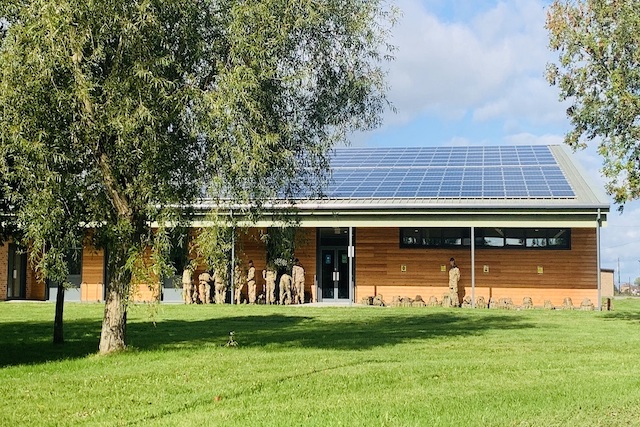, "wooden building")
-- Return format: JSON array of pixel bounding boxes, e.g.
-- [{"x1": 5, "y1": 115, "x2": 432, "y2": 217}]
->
[{"x1": 1, "y1": 145, "x2": 609, "y2": 308}]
